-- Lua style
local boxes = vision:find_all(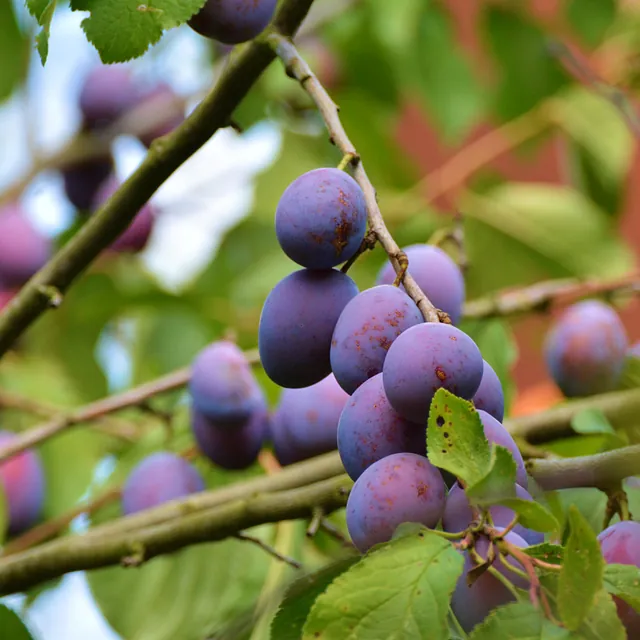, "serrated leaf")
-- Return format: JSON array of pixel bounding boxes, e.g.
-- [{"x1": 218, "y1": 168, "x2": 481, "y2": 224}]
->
[
  {"x1": 468, "y1": 601, "x2": 570, "y2": 639},
  {"x1": 558, "y1": 507, "x2": 605, "y2": 630},
  {"x1": 524, "y1": 543, "x2": 564, "y2": 567},
  {"x1": 302, "y1": 529, "x2": 464, "y2": 640},
  {"x1": 271, "y1": 557, "x2": 360, "y2": 640},
  {"x1": 24, "y1": 0, "x2": 55, "y2": 64},
  {"x1": 80, "y1": 0, "x2": 207, "y2": 63},
  {"x1": 603, "y1": 563, "x2": 640, "y2": 611},
  {"x1": 490, "y1": 498, "x2": 560, "y2": 534},
  {"x1": 576, "y1": 588, "x2": 626, "y2": 640},
  {"x1": 566, "y1": 0, "x2": 616, "y2": 48},
  {"x1": 0, "y1": 604, "x2": 35, "y2": 639},
  {"x1": 465, "y1": 446, "x2": 517, "y2": 505},
  {"x1": 427, "y1": 389, "x2": 491, "y2": 486}
]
